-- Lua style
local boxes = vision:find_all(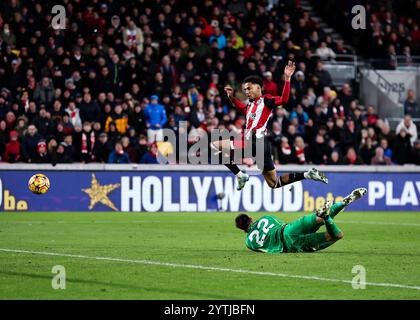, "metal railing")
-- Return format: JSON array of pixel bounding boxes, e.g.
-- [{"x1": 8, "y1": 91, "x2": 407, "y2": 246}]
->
[
  {"x1": 317, "y1": 54, "x2": 358, "y2": 86},
  {"x1": 367, "y1": 56, "x2": 420, "y2": 71}
]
